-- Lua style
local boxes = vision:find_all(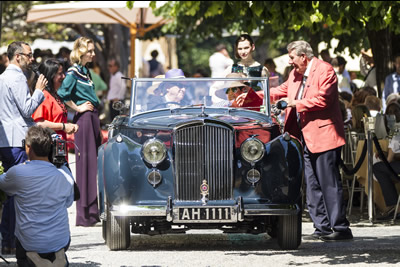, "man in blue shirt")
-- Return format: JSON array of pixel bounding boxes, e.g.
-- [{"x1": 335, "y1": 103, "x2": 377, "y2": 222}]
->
[
  {"x1": 0, "y1": 126, "x2": 74, "y2": 266},
  {"x1": 382, "y1": 55, "x2": 400, "y2": 112},
  {"x1": 0, "y1": 41, "x2": 47, "y2": 254}
]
